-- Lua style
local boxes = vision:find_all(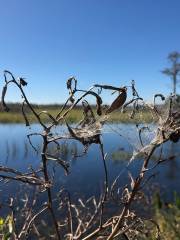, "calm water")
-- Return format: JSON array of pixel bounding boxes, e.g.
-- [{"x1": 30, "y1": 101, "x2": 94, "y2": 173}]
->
[{"x1": 0, "y1": 123, "x2": 179, "y2": 204}]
